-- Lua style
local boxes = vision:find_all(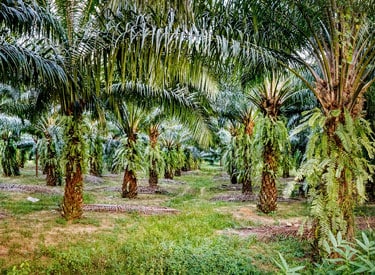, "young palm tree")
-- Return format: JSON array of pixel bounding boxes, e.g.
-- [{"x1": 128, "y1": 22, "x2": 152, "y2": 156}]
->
[
  {"x1": 236, "y1": 107, "x2": 257, "y2": 195},
  {"x1": 161, "y1": 137, "x2": 184, "y2": 180},
  {"x1": 111, "y1": 103, "x2": 144, "y2": 199},
  {"x1": 35, "y1": 115, "x2": 63, "y2": 186},
  {"x1": 86, "y1": 120, "x2": 104, "y2": 177},
  {"x1": 143, "y1": 108, "x2": 165, "y2": 189},
  {"x1": 249, "y1": 72, "x2": 299, "y2": 213},
  {"x1": 160, "y1": 123, "x2": 198, "y2": 180},
  {"x1": 223, "y1": 123, "x2": 240, "y2": 185},
  {"x1": 0, "y1": 114, "x2": 27, "y2": 176}
]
